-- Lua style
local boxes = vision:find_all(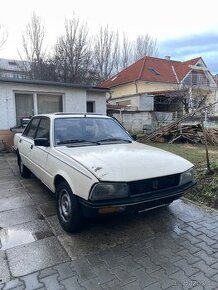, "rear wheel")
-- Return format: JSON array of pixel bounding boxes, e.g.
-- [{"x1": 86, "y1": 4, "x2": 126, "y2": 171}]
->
[
  {"x1": 18, "y1": 155, "x2": 31, "y2": 178},
  {"x1": 56, "y1": 181, "x2": 83, "y2": 232}
]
